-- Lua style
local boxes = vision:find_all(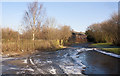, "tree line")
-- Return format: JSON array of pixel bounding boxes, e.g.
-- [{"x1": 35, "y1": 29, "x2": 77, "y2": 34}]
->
[
  {"x1": 85, "y1": 13, "x2": 120, "y2": 46},
  {"x1": 2, "y1": 2, "x2": 72, "y2": 45}
]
